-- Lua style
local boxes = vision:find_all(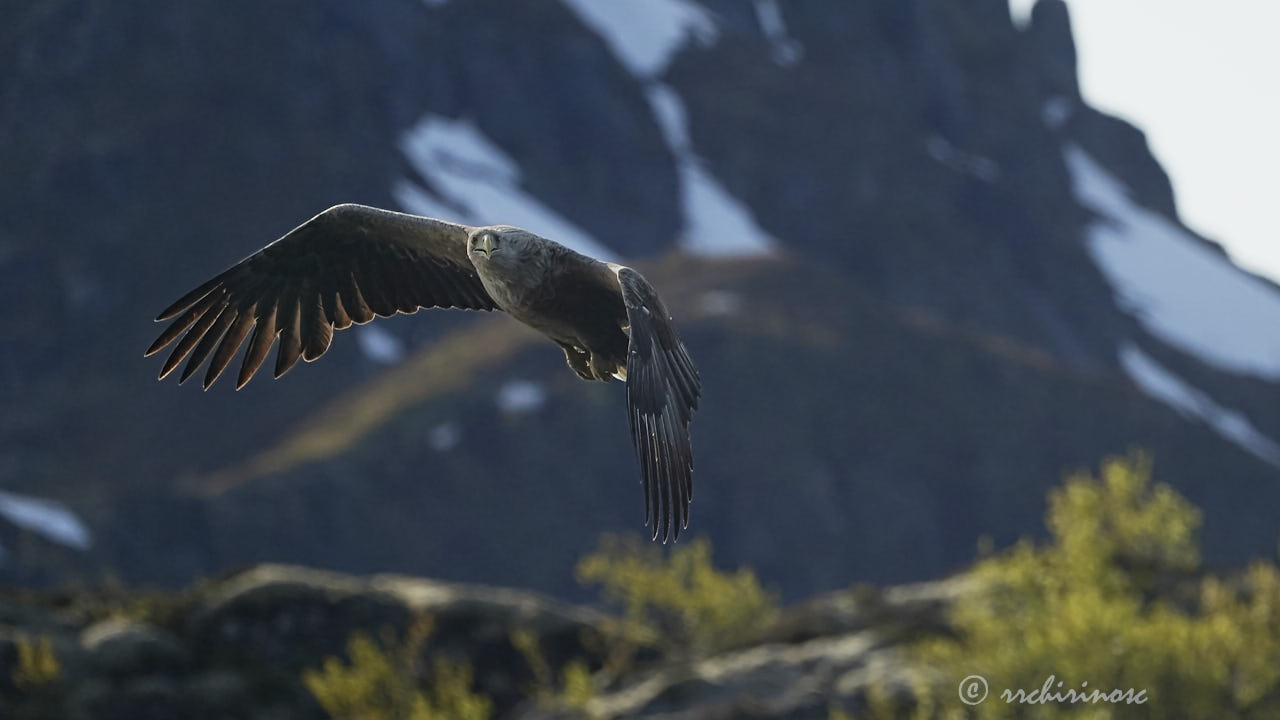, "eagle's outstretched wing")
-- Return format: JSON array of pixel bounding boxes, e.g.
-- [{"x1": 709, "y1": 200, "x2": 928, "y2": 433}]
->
[
  {"x1": 617, "y1": 266, "x2": 701, "y2": 543},
  {"x1": 145, "y1": 204, "x2": 495, "y2": 389}
]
